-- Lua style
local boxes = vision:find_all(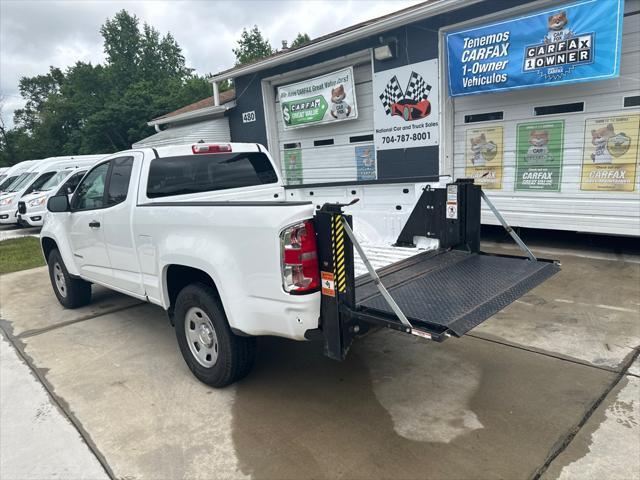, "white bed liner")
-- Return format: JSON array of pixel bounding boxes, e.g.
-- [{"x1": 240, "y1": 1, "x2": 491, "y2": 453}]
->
[{"x1": 354, "y1": 243, "x2": 432, "y2": 278}]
